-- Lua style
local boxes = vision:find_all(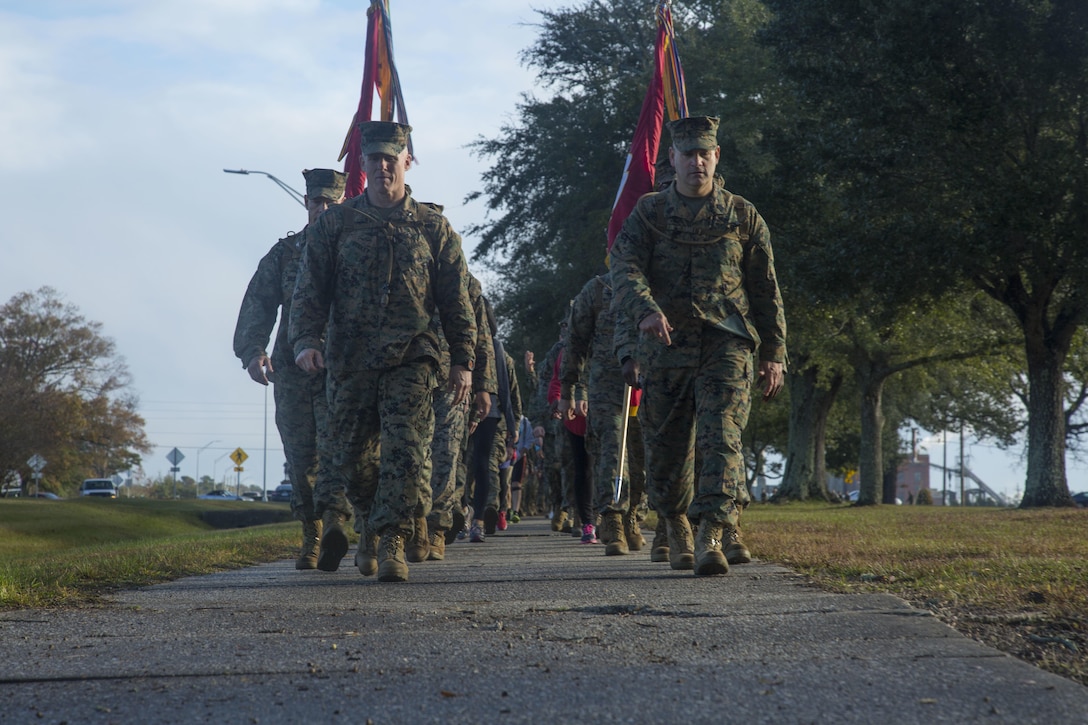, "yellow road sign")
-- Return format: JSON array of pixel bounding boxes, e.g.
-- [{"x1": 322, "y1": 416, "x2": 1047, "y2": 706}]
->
[{"x1": 230, "y1": 447, "x2": 248, "y2": 466}]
